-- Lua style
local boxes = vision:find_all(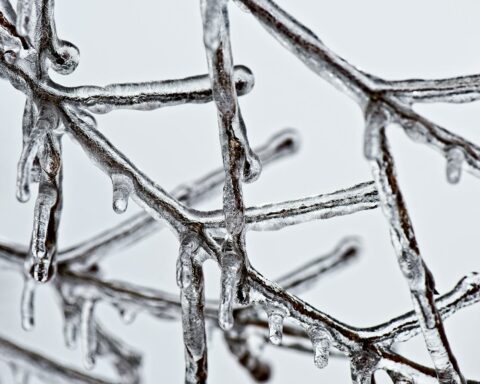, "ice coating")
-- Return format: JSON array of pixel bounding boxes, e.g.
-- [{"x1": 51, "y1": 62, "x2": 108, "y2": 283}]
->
[
  {"x1": 0, "y1": 0, "x2": 16, "y2": 24},
  {"x1": 365, "y1": 112, "x2": 465, "y2": 383},
  {"x1": 0, "y1": 0, "x2": 480, "y2": 382},
  {"x1": 15, "y1": 0, "x2": 34, "y2": 38},
  {"x1": 218, "y1": 237, "x2": 247, "y2": 331},
  {"x1": 62, "y1": 65, "x2": 255, "y2": 114},
  {"x1": 16, "y1": 104, "x2": 58, "y2": 202}
]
